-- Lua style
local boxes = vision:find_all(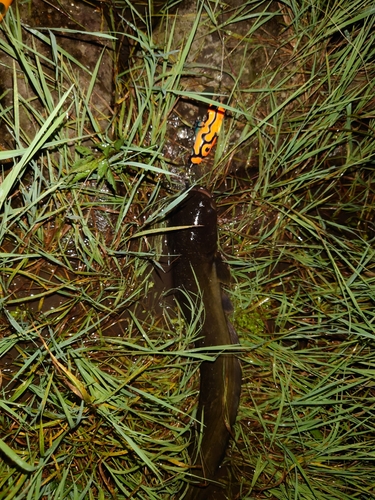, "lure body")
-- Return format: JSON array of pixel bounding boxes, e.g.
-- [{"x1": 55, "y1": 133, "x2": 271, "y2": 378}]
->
[
  {"x1": 190, "y1": 106, "x2": 225, "y2": 166},
  {"x1": 0, "y1": 0, "x2": 12, "y2": 21},
  {"x1": 169, "y1": 187, "x2": 241, "y2": 499}
]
